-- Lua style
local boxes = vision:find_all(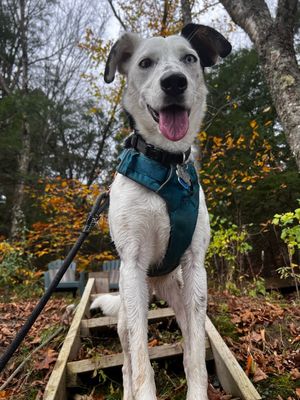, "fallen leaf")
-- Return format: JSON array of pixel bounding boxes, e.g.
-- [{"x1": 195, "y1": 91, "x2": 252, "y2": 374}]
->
[
  {"x1": 253, "y1": 367, "x2": 267, "y2": 383},
  {"x1": 207, "y1": 383, "x2": 223, "y2": 400},
  {"x1": 289, "y1": 323, "x2": 299, "y2": 336},
  {"x1": 231, "y1": 315, "x2": 241, "y2": 324},
  {"x1": 250, "y1": 331, "x2": 263, "y2": 343},
  {"x1": 31, "y1": 336, "x2": 41, "y2": 345},
  {"x1": 296, "y1": 388, "x2": 300, "y2": 398},
  {"x1": 291, "y1": 368, "x2": 300, "y2": 380},
  {"x1": 245, "y1": 354, "x2": 255, "y2": 376},
  {"x1": 292, "y1": 335, "x2": 300, "y2": 344},
  {"x1": 35, "y1": 348, "x2": 57, "y2": 370},
  {"x1": 148, "y1": 339, "x2": 158, "y2": 347}
]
